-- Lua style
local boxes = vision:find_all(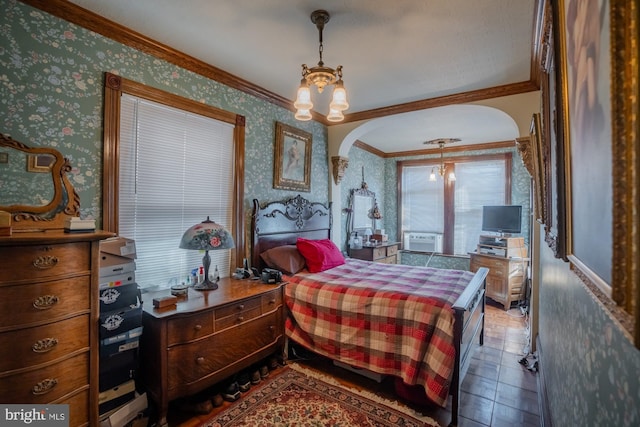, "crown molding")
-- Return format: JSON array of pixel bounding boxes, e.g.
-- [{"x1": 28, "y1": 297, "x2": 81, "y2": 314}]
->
[{"x1": 20, "y1": 0, "x2": 538, "y2": 126}]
